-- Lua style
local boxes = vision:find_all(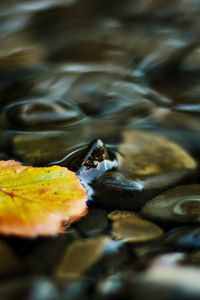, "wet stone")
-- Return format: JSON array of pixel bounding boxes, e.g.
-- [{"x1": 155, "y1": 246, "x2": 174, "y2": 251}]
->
[
  {"x1": 11, "y1": 130, "x2": 89, "y2": 166},
  {"x1": 93, "y1": 166, "x2": 196, "y2": 211},
  {"x1": 55, "y1": 236, "x2": 122, "y2": 279},
  {"x1": 141, "y1": 185, "x2": 200, "y2": 224},
  {"x1": 110, "y1": 213, "x2": 164, "y2": 244},
  {"x1": 75, "y1": 208, "x2": 108, "y2": 237},
  {"x1": 57, "y1": 139, "x2": 118, "y2": 185},
  {"x1": 75, "y1": 139, "x2": 118, "y2": 185},
  {"x1": 167, "y1": 226, "x2": 200, "y2": 249},
  {"x1": 119, "y1": 130, "x2": 196, "y2": 176}
]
